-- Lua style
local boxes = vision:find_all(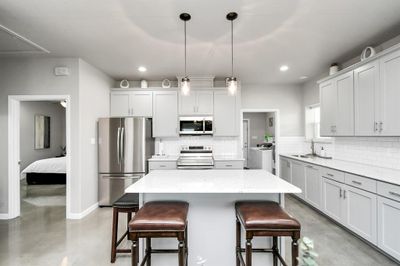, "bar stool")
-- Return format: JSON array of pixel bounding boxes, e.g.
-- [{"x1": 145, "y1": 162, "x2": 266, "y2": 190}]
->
[
  {"x1": 129, "y1": 201, "x2": 189, "y2": 266},
  {"x1": 111, "y1": 193, "x2": 139, "y2": 263},
  {"x1": 235, "y1": 201, "x2": 301, "y2": 266}
]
